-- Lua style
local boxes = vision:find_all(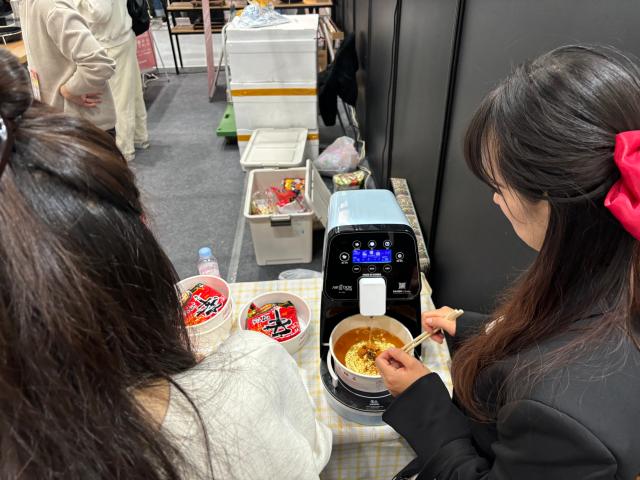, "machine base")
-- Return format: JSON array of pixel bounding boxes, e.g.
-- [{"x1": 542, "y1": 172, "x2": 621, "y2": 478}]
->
[{"x1": 320, "y1": 359, "x2": 393, "y2": 426}]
